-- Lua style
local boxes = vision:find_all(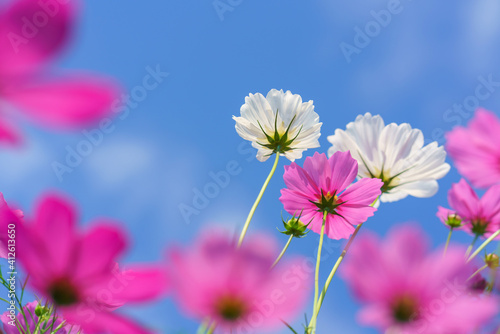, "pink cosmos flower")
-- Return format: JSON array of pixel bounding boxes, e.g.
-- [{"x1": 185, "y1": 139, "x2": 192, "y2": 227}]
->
[
  {"x1": 279, "y1": 151, "x2": 383, "y2": 240},
  {"x1": 439, "y1": 179, "x2": 500, "y2": 238},
  {"x1": 1, "y1": 301, "x2": 82, "y2": 334},
  {"x1": 0, "y1": 192, "x2": 23, "y2": 259},
  {"x1": 446, "y1": 109, "x2": 500, "y2": 188},
  {"x1": 16, "y1": 193, "x2": 168, "y2": 334},
  {"x1": 0, "y1": 0, "x2": 121, "y2": 145},
  {"x1": 168, "y1": 231, "x2": 311, "y2": 334},
  {"x1": 341, "y1": 224, "x2": 499, "y2": 334}
]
